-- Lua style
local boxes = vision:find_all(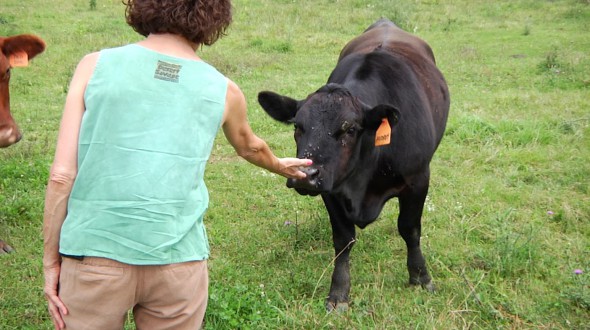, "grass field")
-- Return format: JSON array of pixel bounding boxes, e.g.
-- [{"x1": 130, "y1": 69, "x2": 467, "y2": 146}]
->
[{"x1": 1, "y1": 0, "x2": 589, "y2": 329}]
